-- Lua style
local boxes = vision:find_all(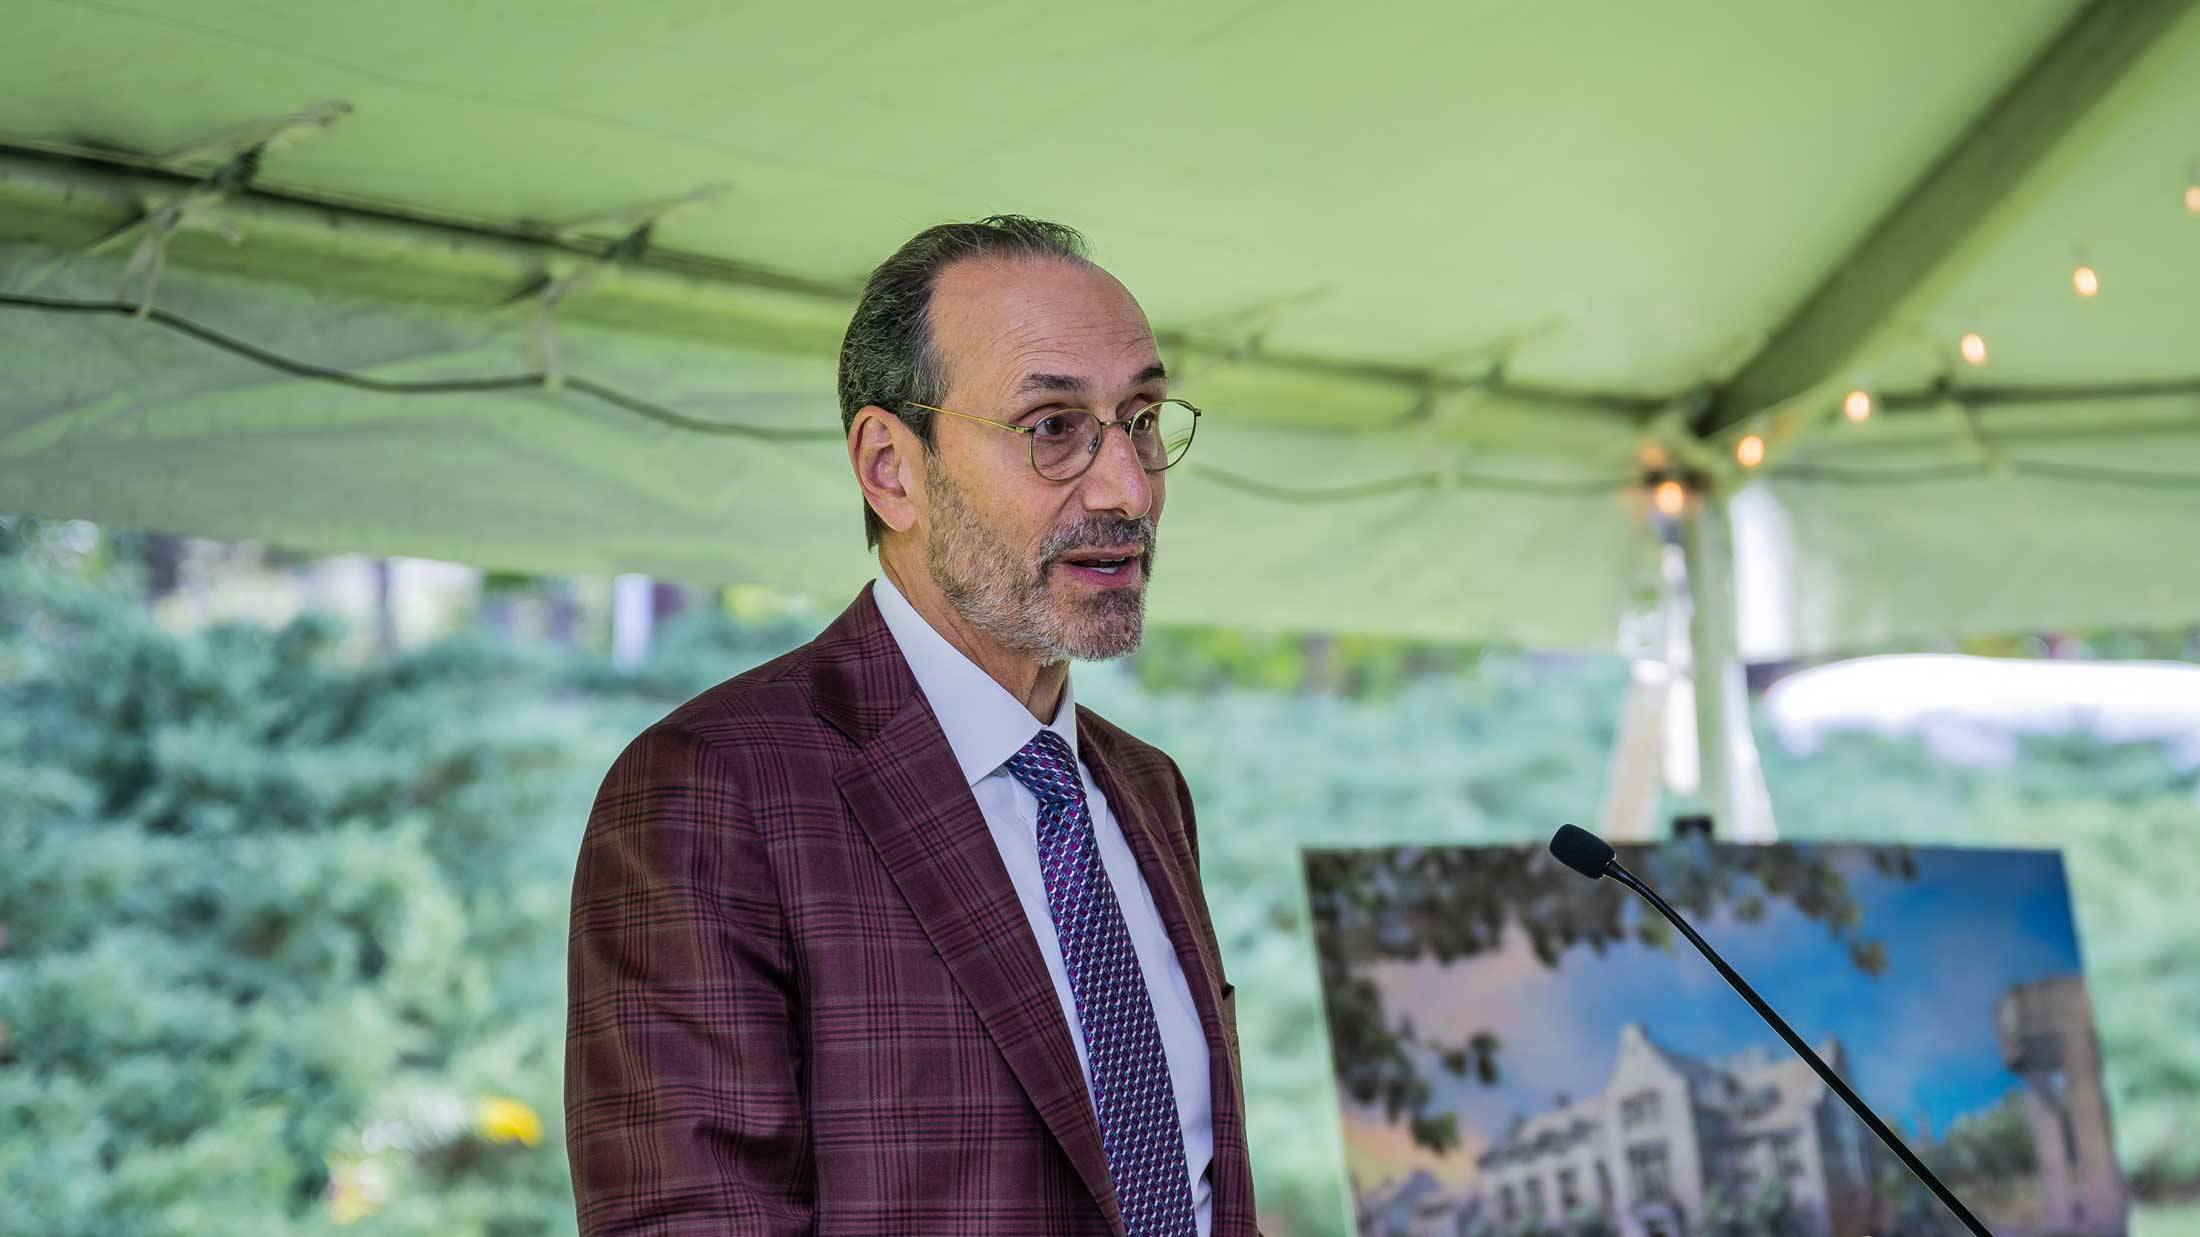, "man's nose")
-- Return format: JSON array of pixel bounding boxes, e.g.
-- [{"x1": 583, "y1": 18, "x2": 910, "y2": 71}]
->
[{"x1": 1078, "y1": 421, "x2": 1154, "y2": 519}]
